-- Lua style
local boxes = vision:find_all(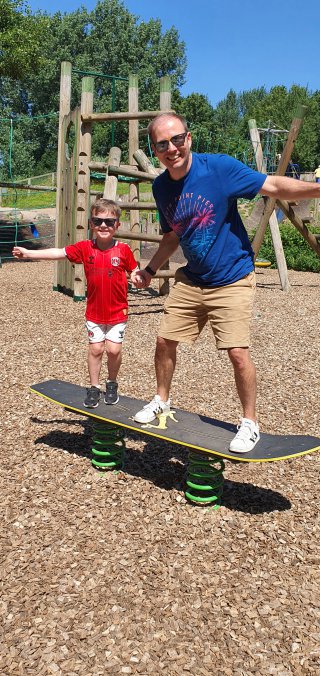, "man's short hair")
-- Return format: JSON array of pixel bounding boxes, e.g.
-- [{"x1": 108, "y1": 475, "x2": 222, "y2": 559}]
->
[
  {"x1": 147, "y1": 113, "x2": 188, "y2": 142},
  {"x1": 90, "y1": 198, "x2": 121, "y2": 219}
]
